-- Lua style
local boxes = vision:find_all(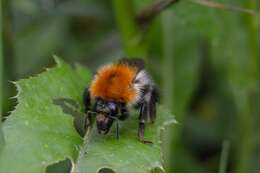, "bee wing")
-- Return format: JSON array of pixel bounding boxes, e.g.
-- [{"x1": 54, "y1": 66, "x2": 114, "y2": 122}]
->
[{"x1": 118, "y1": 58, "x2": 145, "y2": 72}]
